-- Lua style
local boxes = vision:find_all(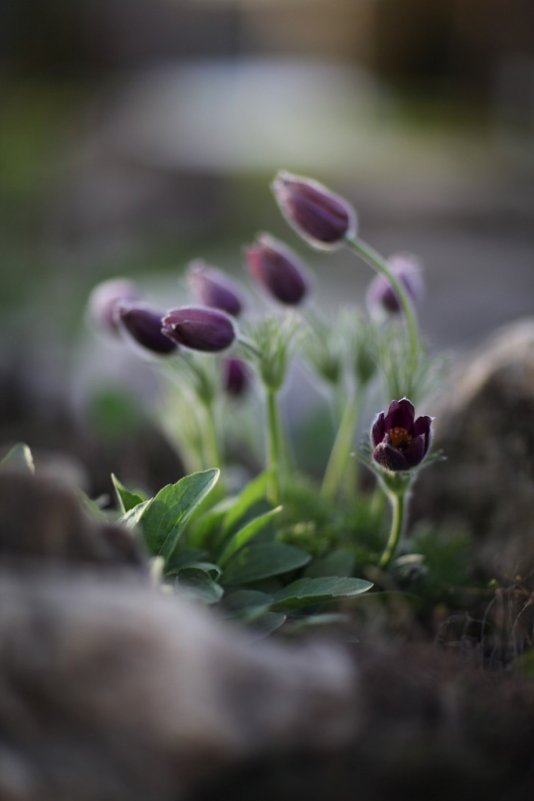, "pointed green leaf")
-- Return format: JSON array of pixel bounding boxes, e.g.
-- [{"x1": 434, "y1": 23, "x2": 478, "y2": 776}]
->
[
  {"x1": 304, "y1": 548, "x2": 355, "y2": 579},
  {"x1": 222, "y1": 543, "x2": 310, "y2": 586},
  {"x1": 141, "y1": 469, "x2": 220, "y2": 559},
  {"x1": 219, "y1": 506, "x2": 282, "y2": 567},
  {"x1": 272, "y1": 576, "x2": 373, "y2": 610},
  {"x1": 120, "y1": 498, "x2": 154, "y2": 530},
  {"x1": 221, "y1": 470, "x2": 272, "y2": 536},
  {"x1": 1, "y1": 443, "x2": 34, "y2": 473},
  {"x1": 111, "y1": 473, "x2": 145, "y2": 514}
]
